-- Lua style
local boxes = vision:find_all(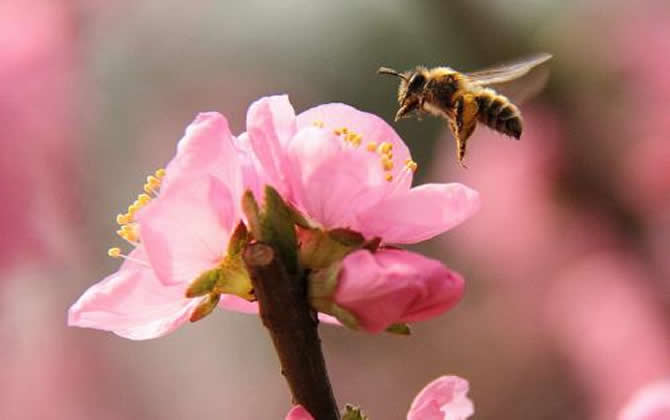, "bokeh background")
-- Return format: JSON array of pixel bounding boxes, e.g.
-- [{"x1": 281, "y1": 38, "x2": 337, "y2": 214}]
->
[{"x1": 2, "y1": 1, "x2": 669, "y2": 419}]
